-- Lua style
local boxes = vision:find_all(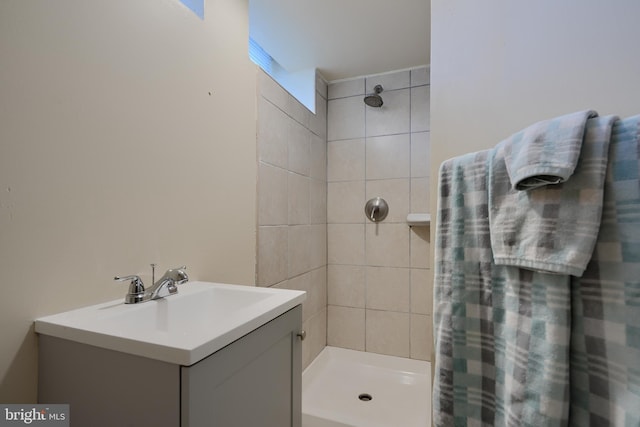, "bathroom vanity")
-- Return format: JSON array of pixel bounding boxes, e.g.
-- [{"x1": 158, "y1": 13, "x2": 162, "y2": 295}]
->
[{"x1": 35, "y1": 282, "x2": 306, "y2": 427}]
